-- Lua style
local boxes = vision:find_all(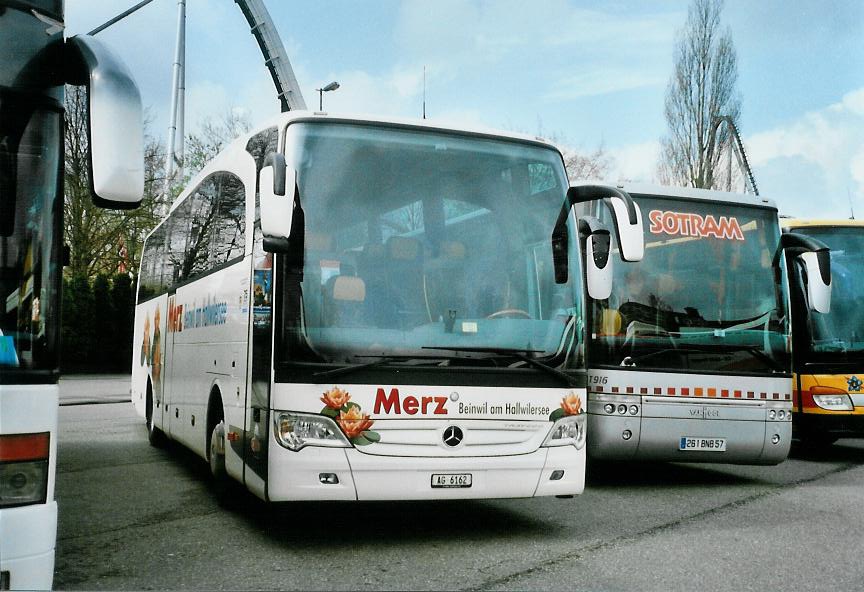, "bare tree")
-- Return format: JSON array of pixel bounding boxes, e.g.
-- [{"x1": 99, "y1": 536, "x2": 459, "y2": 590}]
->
[
  {"x1": 564, "y1": 146, "x2": 613, "y2": 182},
  {"x1": 64, "y1": 86, "x2": 169, "y2": 278},
  {"x1": 658, "y1": 0, "x2": 740, "y2": 189},
  {"x1": 182, "y1": 110, "x2": 252, "y2": 181}
]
